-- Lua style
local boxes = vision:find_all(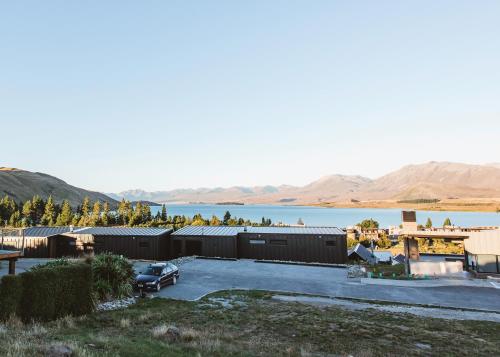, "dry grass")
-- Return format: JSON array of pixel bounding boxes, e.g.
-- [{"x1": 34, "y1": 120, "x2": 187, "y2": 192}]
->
[
  {"x1": 0, "y1": 290, "x2": 499, "y2": 356},
  {"x1": 119, "y1": 318, "x2": 130, "y2": 328}
]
